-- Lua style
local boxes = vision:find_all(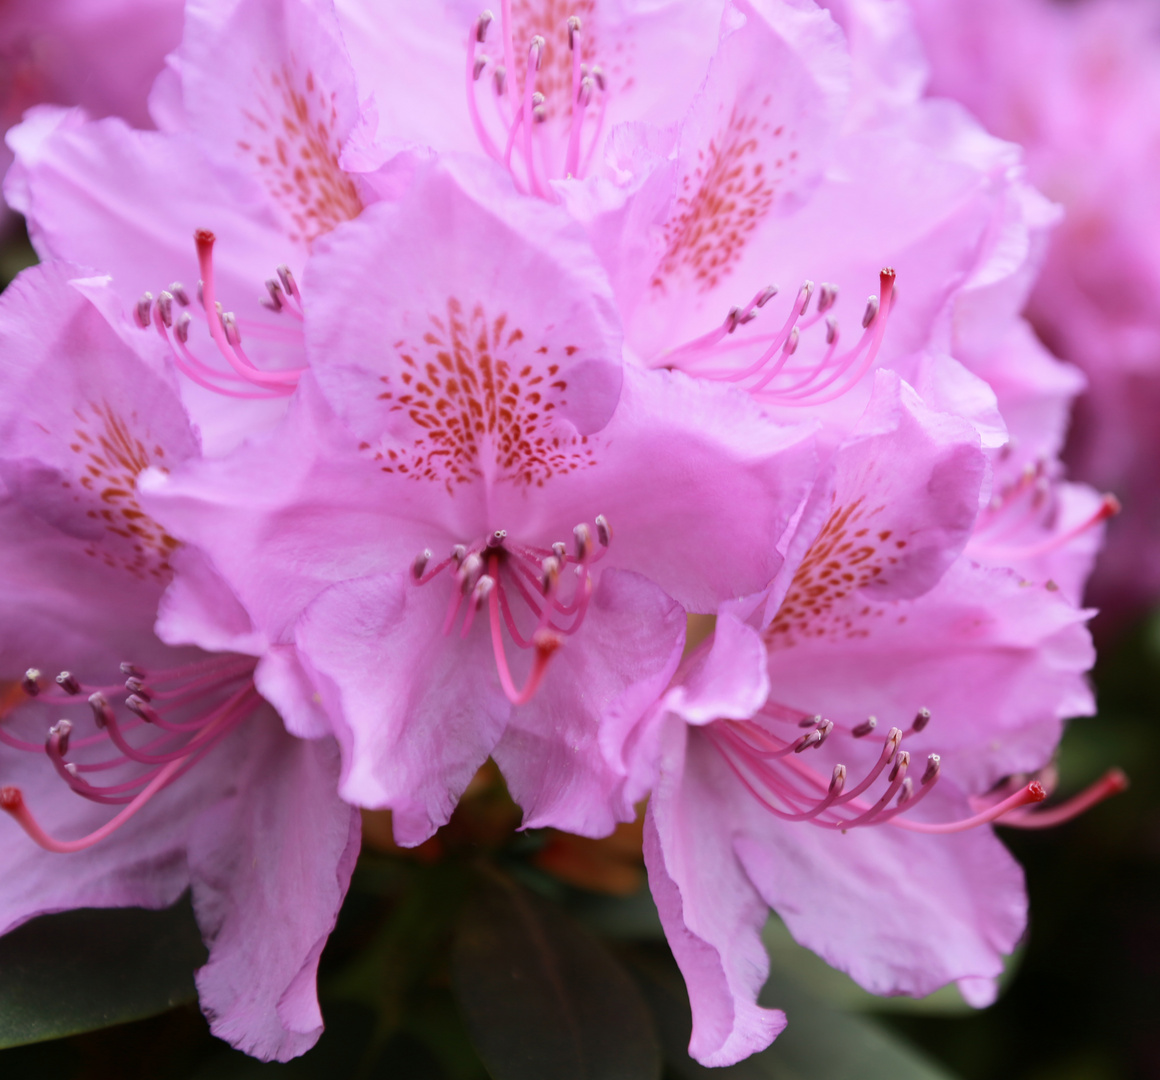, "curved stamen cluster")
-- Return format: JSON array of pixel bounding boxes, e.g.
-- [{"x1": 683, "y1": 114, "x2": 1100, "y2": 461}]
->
[
  {"x1": 970, "y1": 457, "x2": 1119, "y2": 563},
  {"x1": 0, "y1": 655, "x2": 262, "y2": 852},
  {"x1": 412, "y1": 514, "x2": 611, "y2": 704},
  {"x1": 659, "y1": 269, "x2": 897, "y2": 407},
  {"x1": 704, "y1": 703, "x2": 1124, "y2": 834},
  {"x1": 134, "y1": 229, "x2": 306, "y2": 400},
  {"x1": 466, "y1": 8, "x2": 608, "y2": 199}
]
